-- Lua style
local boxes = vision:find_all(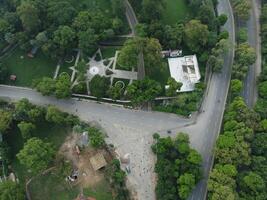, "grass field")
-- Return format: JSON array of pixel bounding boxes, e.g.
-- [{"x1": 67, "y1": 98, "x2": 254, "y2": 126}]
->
[
  {"x1": 2, "y1": 49, "x2": 57, "y2": 86},
  {"x1": 162, "y1": 0, "x2": 191, "y2": 24},
  {"x1": 29, "y1": 172, "x2": 113, "y2": 200}
]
